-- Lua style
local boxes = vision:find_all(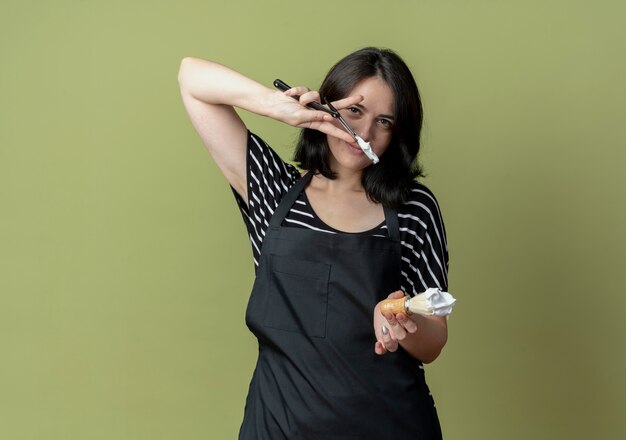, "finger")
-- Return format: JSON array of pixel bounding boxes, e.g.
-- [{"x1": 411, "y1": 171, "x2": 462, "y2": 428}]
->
[
  {"x1": 292, "y1": 108, "x2": 336, "y2": 125},
  {"x1": 381, "y1": 325, "x2": 398, "y2": 352},
  {"x1": 299, "y1": 90, "x2": 321, "y2": 107},
  {"x1": 329, "y1": 94, "x2": 364, "y2": 110},
  {"x1": 375, "y1": 341, "x2": 387, "y2": 355},
  {"x1": 385, "y1": 313, "x2": 407, "y2": 341},
  {"x1": 283, "y1": 86, "x2": 311, "y2": 97},
  {"x1": 387, "y1": 290, "x2": 405, "y2": 299},
  {"x1": 397, "y1": 313, "x2": 418, "y2": 334},
  {"x1": 299, "y1": 119, "x2": 356, "y2": 144}
]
